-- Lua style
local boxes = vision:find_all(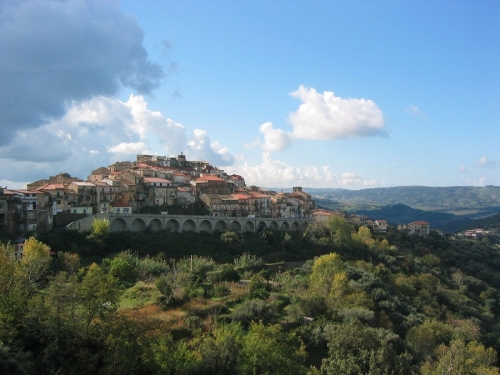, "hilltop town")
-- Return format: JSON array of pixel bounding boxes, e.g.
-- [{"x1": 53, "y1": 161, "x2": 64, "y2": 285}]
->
[{"x1": 0, "y1": 153, "x2": 318, "y2": 238}]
